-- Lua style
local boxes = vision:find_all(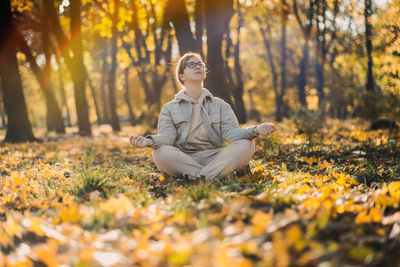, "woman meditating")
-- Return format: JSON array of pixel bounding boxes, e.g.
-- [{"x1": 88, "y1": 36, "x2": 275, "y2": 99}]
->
[{"x1": 129, "y1": 52, "x2": 275, "y2": 180}]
